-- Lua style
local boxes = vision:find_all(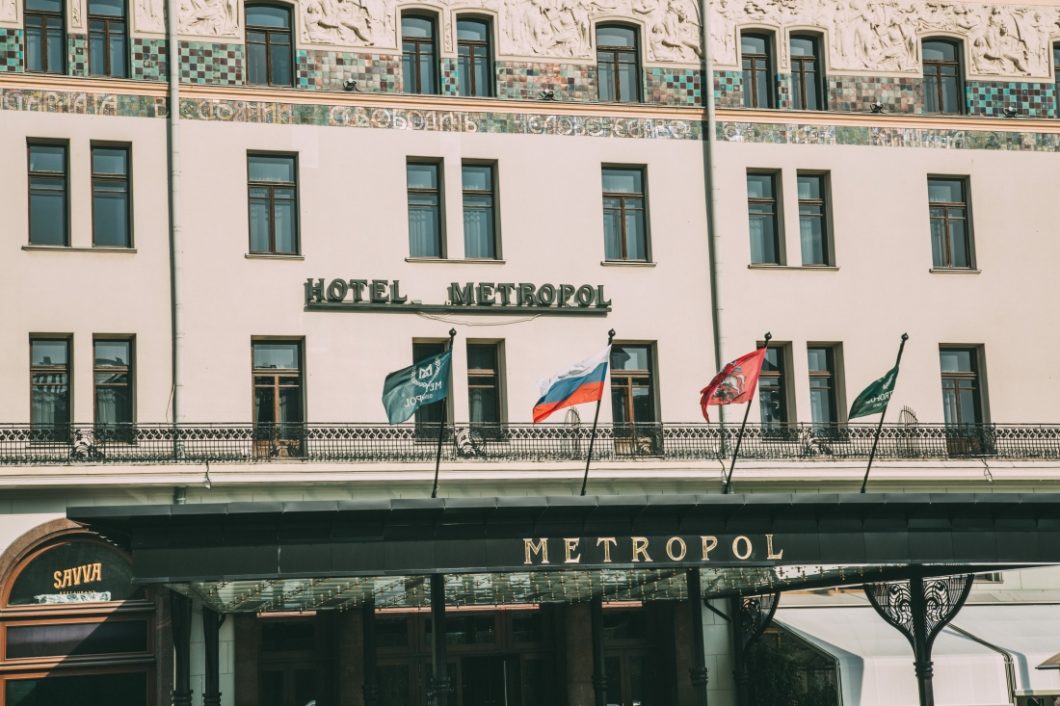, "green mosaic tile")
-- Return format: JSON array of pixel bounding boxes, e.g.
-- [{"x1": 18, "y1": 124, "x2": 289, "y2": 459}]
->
[
  {"x1": 132, "y1": 37, "x2": 167, "y2": 81},
  {"x1": 0, "y1": 28, "x2": 21, "y2": 72}
]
